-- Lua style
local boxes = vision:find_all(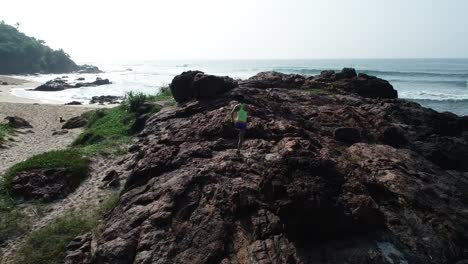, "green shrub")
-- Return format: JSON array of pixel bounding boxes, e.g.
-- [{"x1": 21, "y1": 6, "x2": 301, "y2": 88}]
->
[
  {"x1": 0, "y1": 123, "x2": 14, "y2": 144},
  {"x1": 13, "y1": 192, "x2": 120, "y2": 264},
  {"x1": 123, "y1": 87, "x2": 173, "y2": 113},
  {"x1": 125, "y1": 91, "x2": 149, "y2": 112},
  {"x1": 74, "y1": 107, "x2": 133, "y2": 155},
  {"x1": 1, "y1": 149, "x2": 90, "y2": 196},
  {"x1": 0, "y1": 208, "x2": 30, "y2": 244},
  {"x1": 13, "y1": 212, "x2": 95, "y2": 264},
  {"x1": 153, "y1": 86, "x2": 174, "y2": 103}
]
